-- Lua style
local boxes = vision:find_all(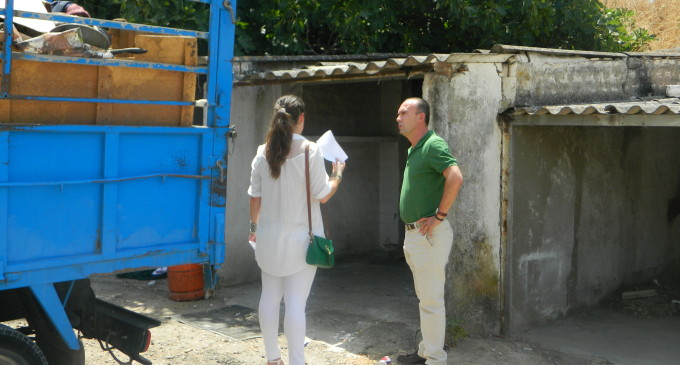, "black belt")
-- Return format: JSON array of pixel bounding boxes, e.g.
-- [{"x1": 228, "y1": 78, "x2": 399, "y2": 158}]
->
[{"x1": 405, "y1": 223, "x2": 418, "y2": 231}]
